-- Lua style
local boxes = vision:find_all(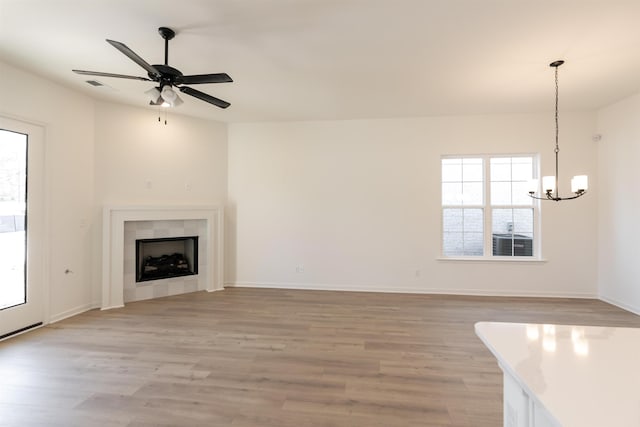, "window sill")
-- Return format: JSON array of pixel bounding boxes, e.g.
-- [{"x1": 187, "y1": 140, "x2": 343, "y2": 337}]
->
[{"x1": 436, "y1": 257, "x2": 547, "y2": 264}]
